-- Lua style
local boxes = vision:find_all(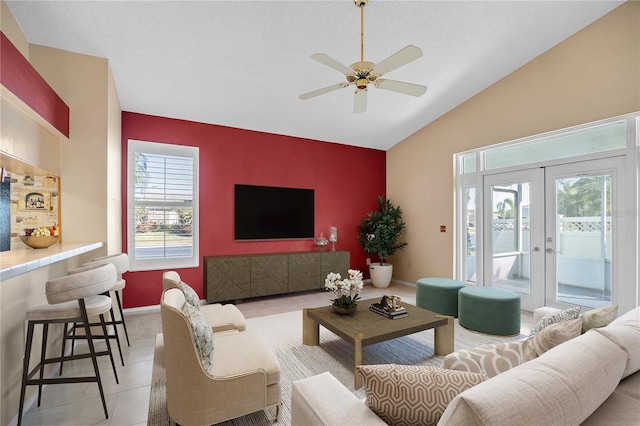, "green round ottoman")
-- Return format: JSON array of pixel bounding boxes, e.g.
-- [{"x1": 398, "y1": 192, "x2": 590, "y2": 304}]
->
[
  {"x1": 416, "y1": 277, "x2": 466, "y2": 317},
  {"x1": 458, "y1": 286, "x2": 521, "y2": 335}
]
